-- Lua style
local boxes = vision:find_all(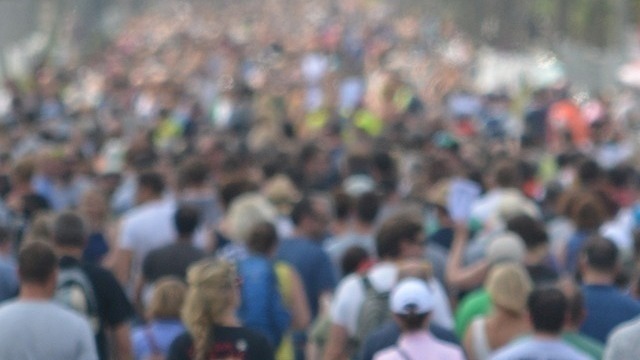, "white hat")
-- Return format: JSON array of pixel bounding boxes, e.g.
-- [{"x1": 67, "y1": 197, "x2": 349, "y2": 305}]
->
[{"x1": 390, "y1": 278, "x2": 434, "y2": 315}]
